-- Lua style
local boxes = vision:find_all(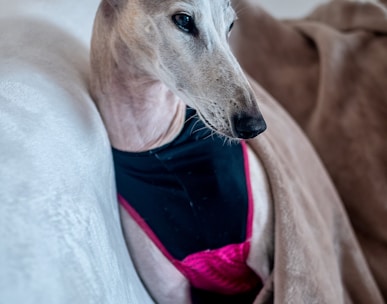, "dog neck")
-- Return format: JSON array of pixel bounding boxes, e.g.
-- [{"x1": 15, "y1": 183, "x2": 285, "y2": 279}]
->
[{"x1": 94, "y1": 68, "x2": 186, "y2": 152}]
